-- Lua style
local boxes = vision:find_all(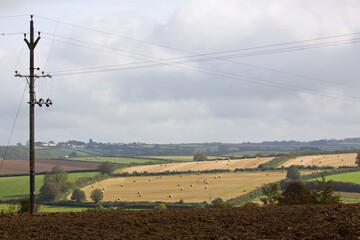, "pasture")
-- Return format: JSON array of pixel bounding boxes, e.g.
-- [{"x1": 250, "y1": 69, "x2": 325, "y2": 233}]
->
[
  {"x1": 0, "y1": 172, "x2": 100, "y2": 201},
  {"x1": 312, "y1": 171, "x2": 360, "y2": 184},
  {"x1": 81, "y1": 171, "x2": 286, "y2": 203},
  {"x1": 281, "y1": 153, "x2": 357, "y2": 168},
  {"x1": 0, "y1": 203, "x2": 87, "y2": 213},
  {"x1": 119, "y1": 157, "x2": 274, "y2": 174}
]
